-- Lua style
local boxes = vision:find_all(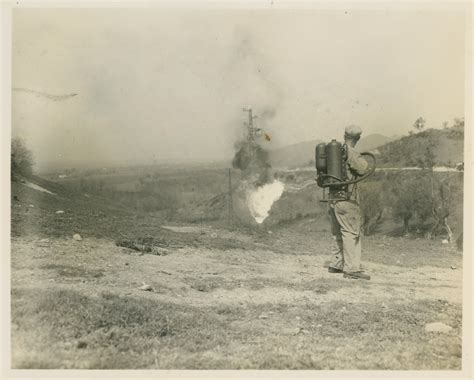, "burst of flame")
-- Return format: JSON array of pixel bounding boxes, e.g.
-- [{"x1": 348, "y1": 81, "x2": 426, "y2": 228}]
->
[
  {"x1": 246, "y1": 180, "x2": 285, "y2": 224},
  {"x1": 264, "y1": 133, "x2": 271, "y2": 141}
]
